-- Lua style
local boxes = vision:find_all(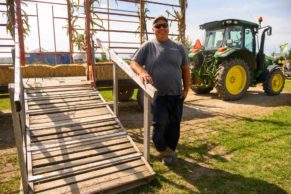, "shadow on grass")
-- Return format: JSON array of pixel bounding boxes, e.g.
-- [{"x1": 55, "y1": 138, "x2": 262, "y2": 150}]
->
[{"x1": 0, "y1": 112, "x2": 15, "y2": 150}]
